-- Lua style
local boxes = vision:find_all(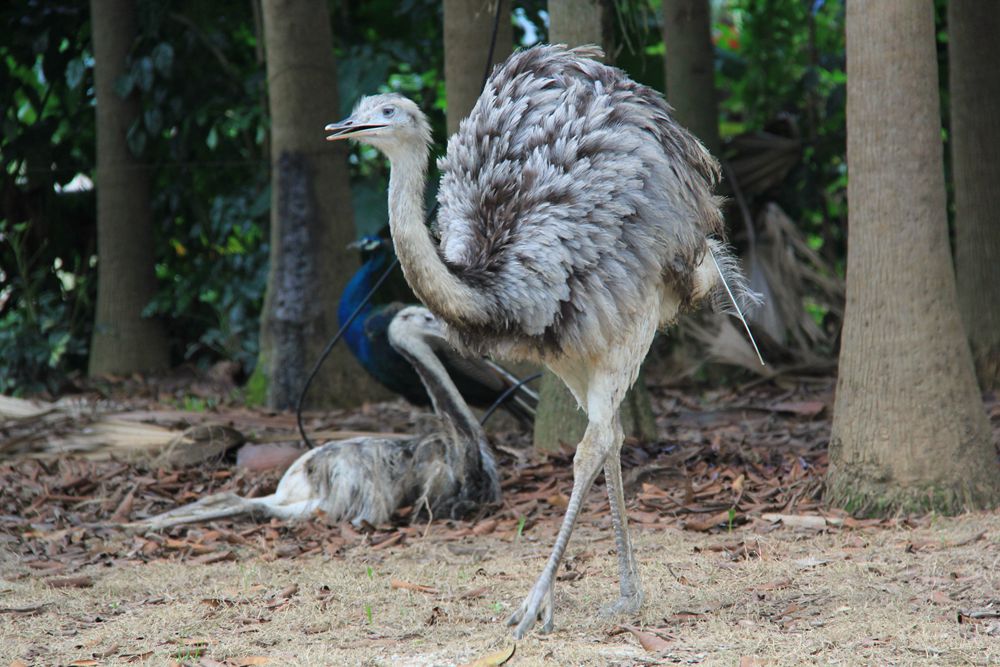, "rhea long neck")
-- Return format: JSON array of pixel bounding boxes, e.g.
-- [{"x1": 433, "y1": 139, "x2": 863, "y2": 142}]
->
[
  {"x1": 394, "y1": 333, "x2": 483, "y2": 444},
  {"x1": 384, "y1": 140, "x2": 489, "y2": 326}
]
